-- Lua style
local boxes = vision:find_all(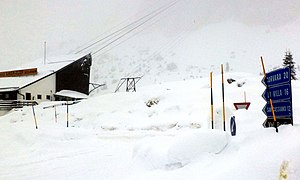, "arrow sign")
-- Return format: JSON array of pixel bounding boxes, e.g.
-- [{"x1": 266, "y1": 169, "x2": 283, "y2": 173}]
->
[
  {"x1": 262, "y1": 101, "x2": 292, "y2": 118},
  {"x1": 263, "y1": 118, "x2": 293, "y2": 128},
  {"x1": 263, "y1": 67, "x2": 290, "y2": 87},
  {"x1": 262, "y1": 83, "x2": 291, "y2": 102}
]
